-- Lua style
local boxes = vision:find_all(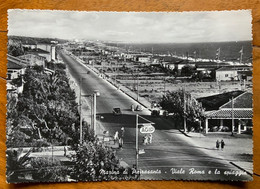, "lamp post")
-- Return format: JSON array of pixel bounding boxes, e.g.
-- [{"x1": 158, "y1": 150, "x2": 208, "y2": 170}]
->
[
  {"x1": 135, "y1": 114, "x2": 155, "y2": 171},
  {"x1": 79, "y1": 77, "x2": 98, "y2": 144}
]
